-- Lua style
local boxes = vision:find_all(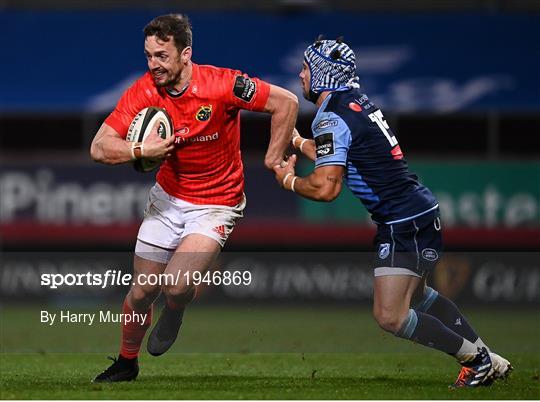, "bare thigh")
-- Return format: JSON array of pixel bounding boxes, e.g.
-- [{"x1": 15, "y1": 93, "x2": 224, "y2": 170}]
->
[{"x1": 161, "y1": 233, "x2": 222, "y2": 302}]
